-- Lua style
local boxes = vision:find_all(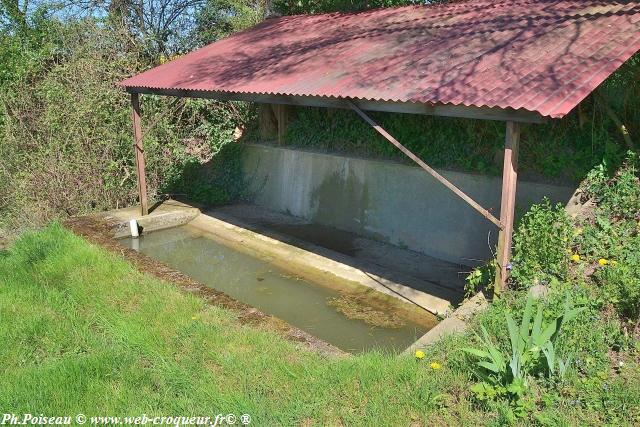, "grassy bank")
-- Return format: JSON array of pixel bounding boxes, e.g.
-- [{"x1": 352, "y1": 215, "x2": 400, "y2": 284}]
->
[{"x1": 1, "y1": 224, "x2": 638, "y2": 425}]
